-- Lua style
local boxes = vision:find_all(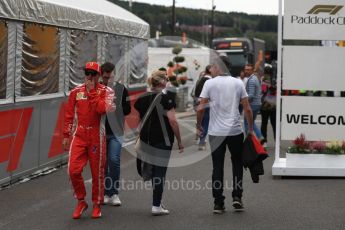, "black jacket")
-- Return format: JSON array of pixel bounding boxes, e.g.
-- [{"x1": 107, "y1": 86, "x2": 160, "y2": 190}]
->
[
  {"x1": 242, "y1": 135, "x2": 268, "y2": 183},
  {"x1": 194, "y1": 76, "x2": 211, "y2": 98},
  {"x1": 105, "y1": 82, "x2": 131, "y2": 136}
]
